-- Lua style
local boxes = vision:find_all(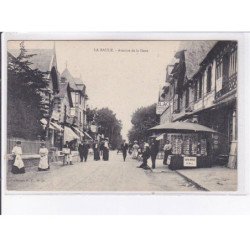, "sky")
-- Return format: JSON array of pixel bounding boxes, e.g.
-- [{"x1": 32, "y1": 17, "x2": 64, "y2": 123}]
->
[{"x1": 8, "y1": 40, "x2": 179, "y2": 139}]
